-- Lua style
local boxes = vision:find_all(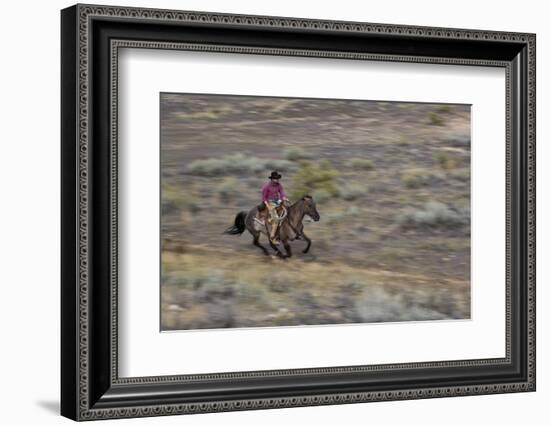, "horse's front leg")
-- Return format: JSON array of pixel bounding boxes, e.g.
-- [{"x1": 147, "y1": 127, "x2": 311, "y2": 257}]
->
[
  {"x1": 302, "y1": 232, "x2": 312, "y2": 253},
  {"x1": 283, "y1": 241, "x2": 292, "y2": 258},
  {"x1": 268, "y1": 240, "x2": 286, "y2": 258}
]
